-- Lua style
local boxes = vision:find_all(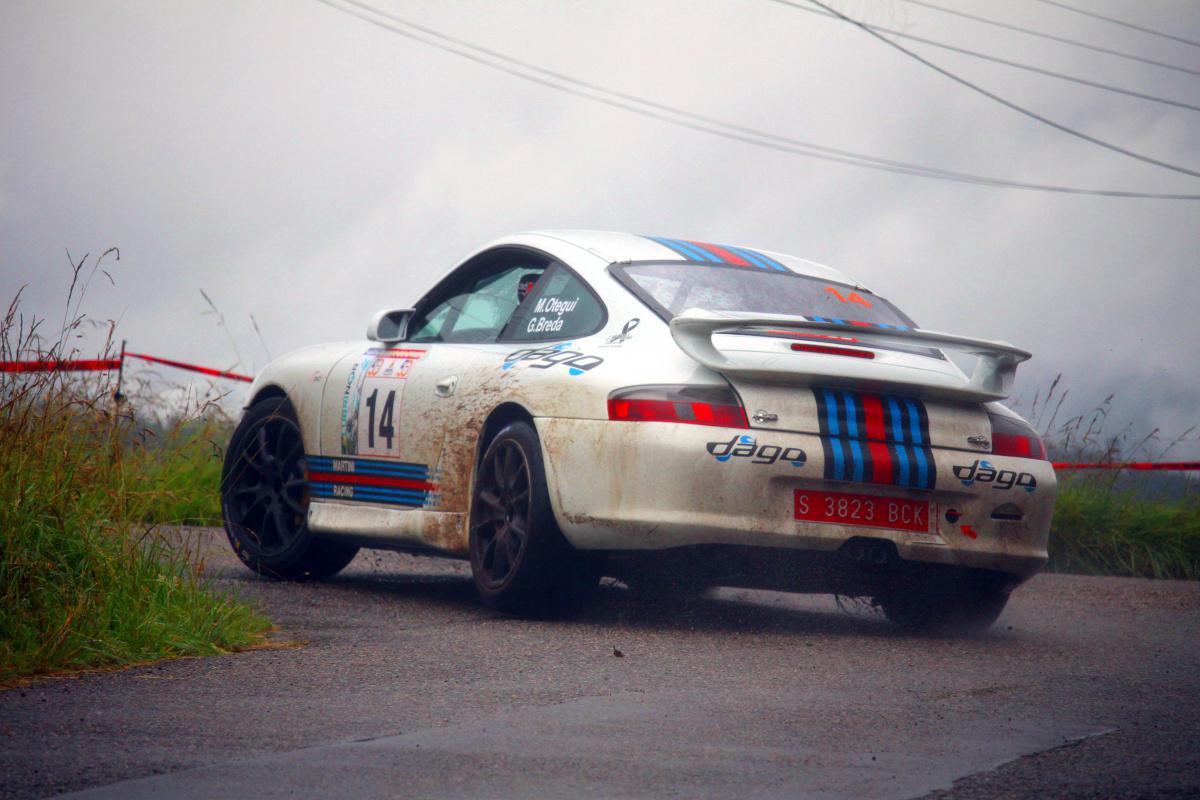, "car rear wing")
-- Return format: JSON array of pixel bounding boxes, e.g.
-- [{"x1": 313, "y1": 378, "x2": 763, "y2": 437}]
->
[{"x1": 669, "y1": 309, "x2": 1031, "y2": 403}]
